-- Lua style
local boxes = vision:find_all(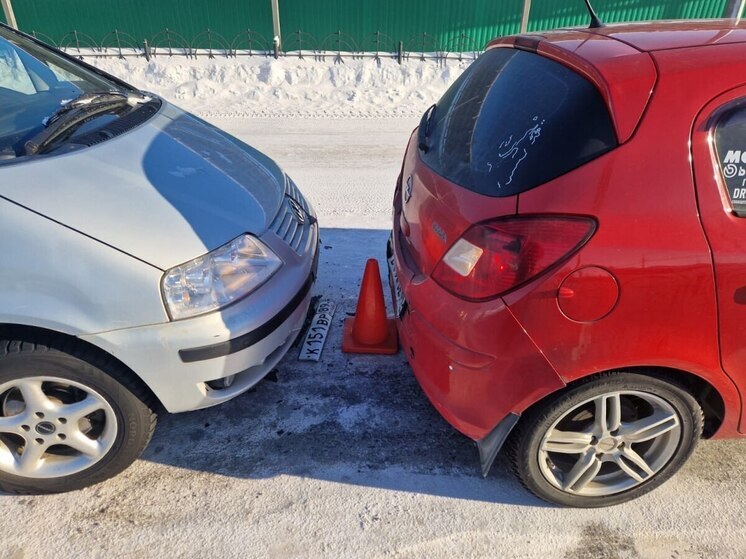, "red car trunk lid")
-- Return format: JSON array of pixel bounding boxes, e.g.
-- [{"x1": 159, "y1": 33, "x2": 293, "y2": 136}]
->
[{"x1": 399, "y1": 133, "x2": 517, "y2": 276}]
